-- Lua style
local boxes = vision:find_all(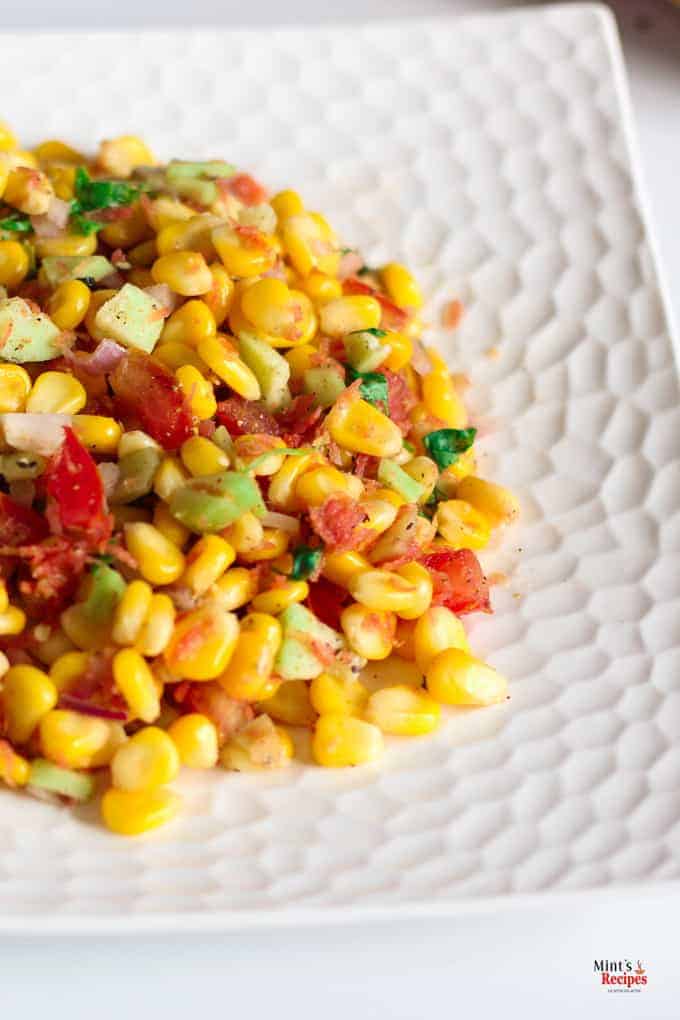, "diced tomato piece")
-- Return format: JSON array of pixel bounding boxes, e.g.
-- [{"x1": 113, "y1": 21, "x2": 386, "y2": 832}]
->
[
  {"x1": 421, "y1": 548, "x2": 491, "y2": 615},
  {"x1": 110, "y1": 351, "x2": 195, "y2": 451},
  {"x1": 342, "y1": 277, "x2": 409, "y2": 329},
  {"x1": 383, "y1": 369, "x2": 416, "y2": 435},
  {"x1": 276, "y1": 393, "x2": 322, "y2": 447},
  {"x1": 45, "y1": 427, "x2": 112, "y2": 549},
  {"x1": 306, "y1": 578, "x2": 351, "y2": 631},
  {"x1": 223, "y1": 173, "x2": 268, "y2": 206},
  {"x1": 308, "y1": 494, "x2": 371, "y2": 552},
  {"x1": 216, "y1": 396, "x2": 280, "y2": 437},
  {"x1": 354, "y1": 454, "x2": 379, "y2": 480},
  {"x1": 16, "y1": 537, "x2": 89, "y2": 619},
  {"x1": 342, "y1": 277, "x2": 375, "y2": 297},
  {"x1": 0, "y1": 493, "x2": 49, "y2": 547}
]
